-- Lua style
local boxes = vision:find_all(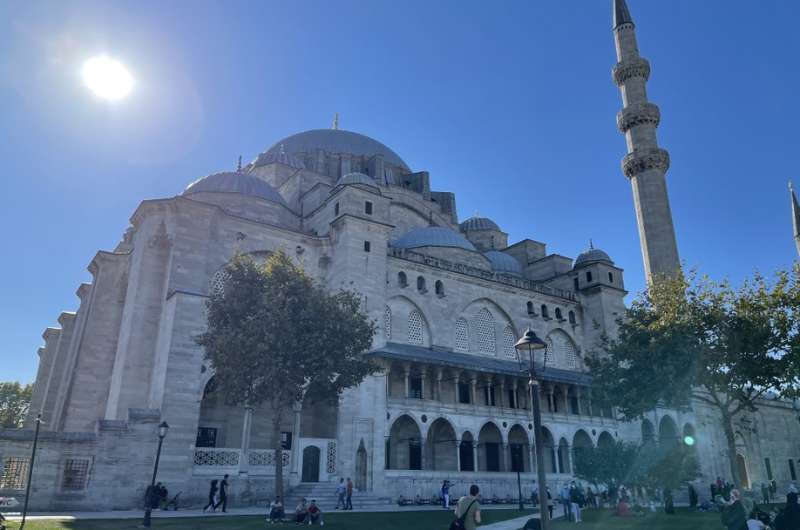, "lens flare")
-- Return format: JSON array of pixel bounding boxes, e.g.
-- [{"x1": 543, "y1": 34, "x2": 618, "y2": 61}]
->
[
  {"x1": 81, "y1": 55, "x2": 134, "y2": 101},
  {"x1": 684, "y1": 435, "x2": 695, "y2": 446}
]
